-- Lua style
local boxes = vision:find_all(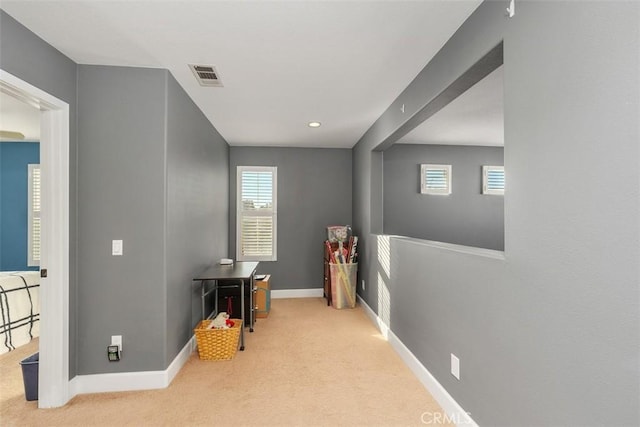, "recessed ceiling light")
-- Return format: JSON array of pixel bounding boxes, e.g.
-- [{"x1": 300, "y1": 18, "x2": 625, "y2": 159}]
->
[{"x1": 308, "y1": 121, "x2": 321, "y2": 128}]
